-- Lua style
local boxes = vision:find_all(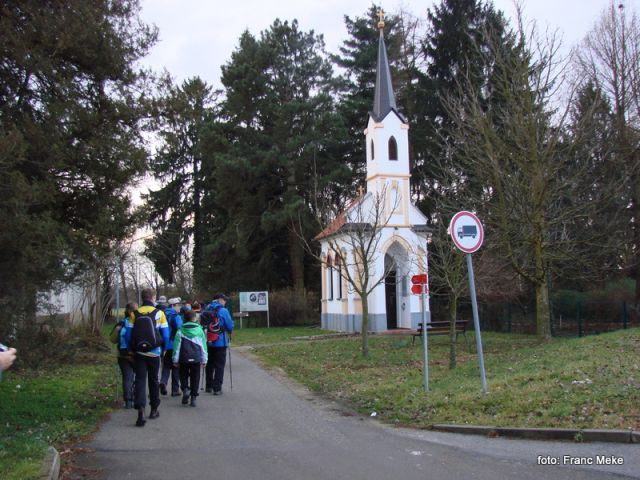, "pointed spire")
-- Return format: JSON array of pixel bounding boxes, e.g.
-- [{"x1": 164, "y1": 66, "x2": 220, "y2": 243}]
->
[{"x1": 372, "y1": 10, "x2": 397, "y2": 121}]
